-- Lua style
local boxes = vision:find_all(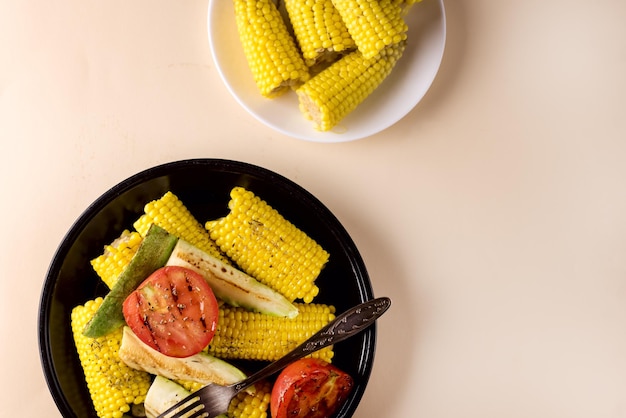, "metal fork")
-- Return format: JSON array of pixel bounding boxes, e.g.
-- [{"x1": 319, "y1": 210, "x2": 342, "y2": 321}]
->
[{"x1": 156, "y1": 296, "x2": 391, "y2": 418}]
